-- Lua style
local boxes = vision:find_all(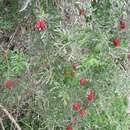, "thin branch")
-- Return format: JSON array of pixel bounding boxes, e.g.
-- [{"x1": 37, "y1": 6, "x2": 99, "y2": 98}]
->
[
  {"x1": 0, "y1": 118, "x2": 5, "y2": 130},
  {"x1": 45, "y1": 0, "x2": 48, "y2": 13},
  {"x1": 0, "y1": 104, "x2": 21, "y2": 130}
]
